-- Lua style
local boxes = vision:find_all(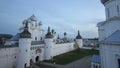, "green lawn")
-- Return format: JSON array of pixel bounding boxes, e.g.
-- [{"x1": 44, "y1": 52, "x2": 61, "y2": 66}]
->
[{"x1": 44, "y1": 49, "x2": 99, "y2": 65}]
